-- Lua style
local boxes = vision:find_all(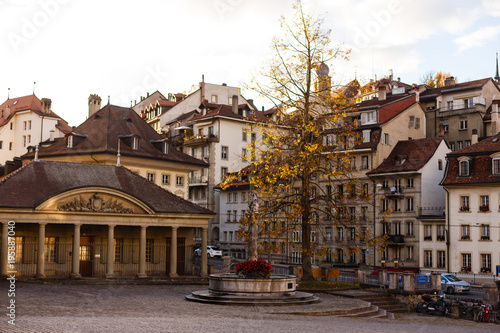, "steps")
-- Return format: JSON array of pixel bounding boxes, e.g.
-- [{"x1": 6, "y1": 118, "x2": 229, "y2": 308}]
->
[
  {"x1": 186, "y1": 289, "x2": 320, "y2": 306},
  {"x1": 331, "y1": 289, "x2": 410, "y2": 318}
]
